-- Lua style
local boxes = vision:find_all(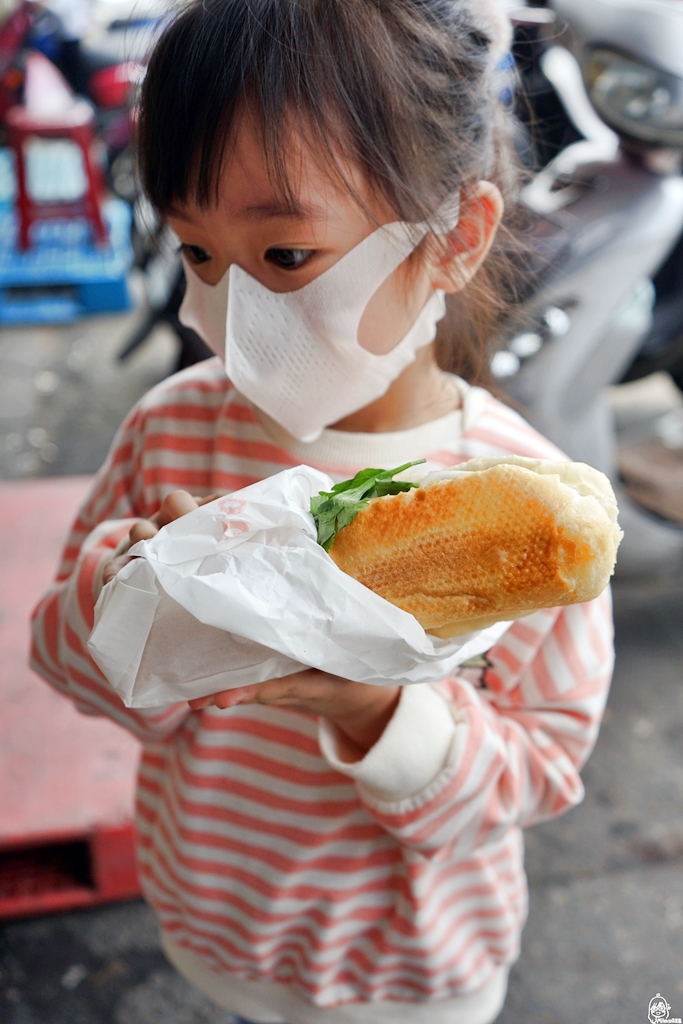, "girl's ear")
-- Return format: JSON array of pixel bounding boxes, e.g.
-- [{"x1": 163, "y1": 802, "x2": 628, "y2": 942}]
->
[{"x1": 429, "y1": 181, "x2": 504, "y2": 294}]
